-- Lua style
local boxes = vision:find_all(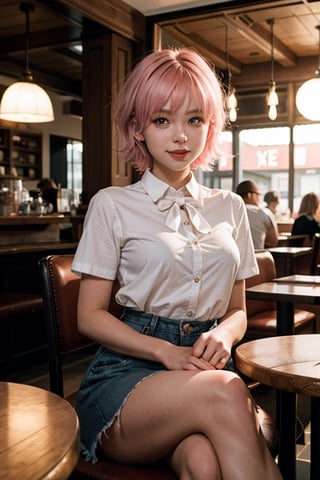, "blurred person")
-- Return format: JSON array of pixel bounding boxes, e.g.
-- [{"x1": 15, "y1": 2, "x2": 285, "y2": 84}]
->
[
  {"x1": 236, "y1": 180, "x2": 278, "y2": 249},
  {"x1": 37, "y1": 177, "x2": 58, "y2": 212},
  {"x1": 292, "y1": 192, "x2": 320, "y2": 244},
  {"x1": 263, "y1": 191, "x2": 280, "y2": 238},
  {"x1": 263, "y1": 191, "x2": 280, "y2": 222}
]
